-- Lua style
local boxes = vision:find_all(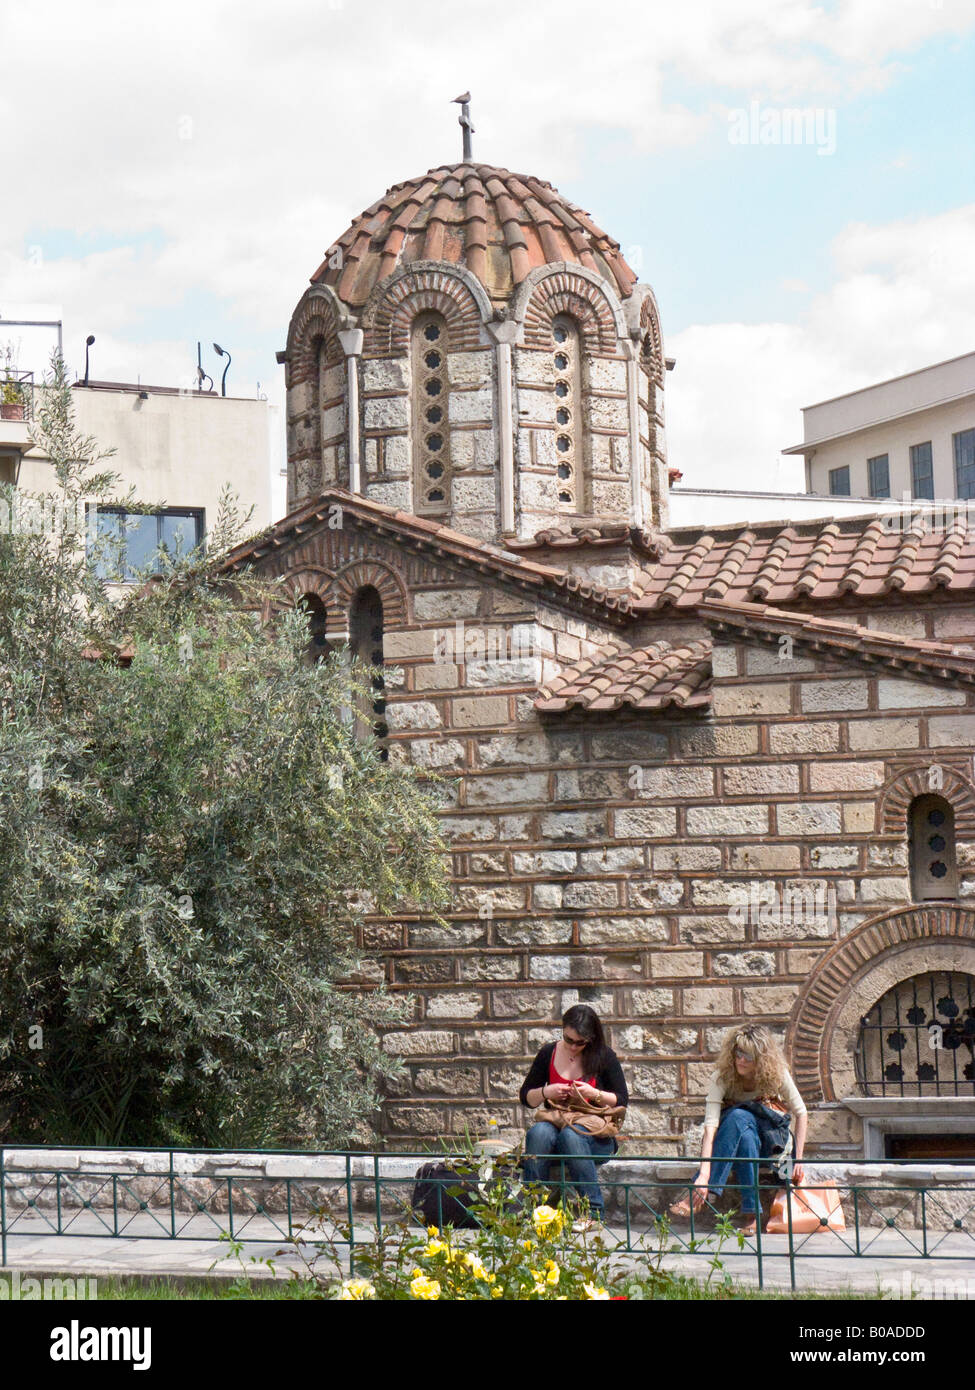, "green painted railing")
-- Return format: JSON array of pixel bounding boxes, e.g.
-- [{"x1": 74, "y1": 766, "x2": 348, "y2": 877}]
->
[{"x1": 2, "y1": 1146, "x2": 974, "y2": 1292}]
